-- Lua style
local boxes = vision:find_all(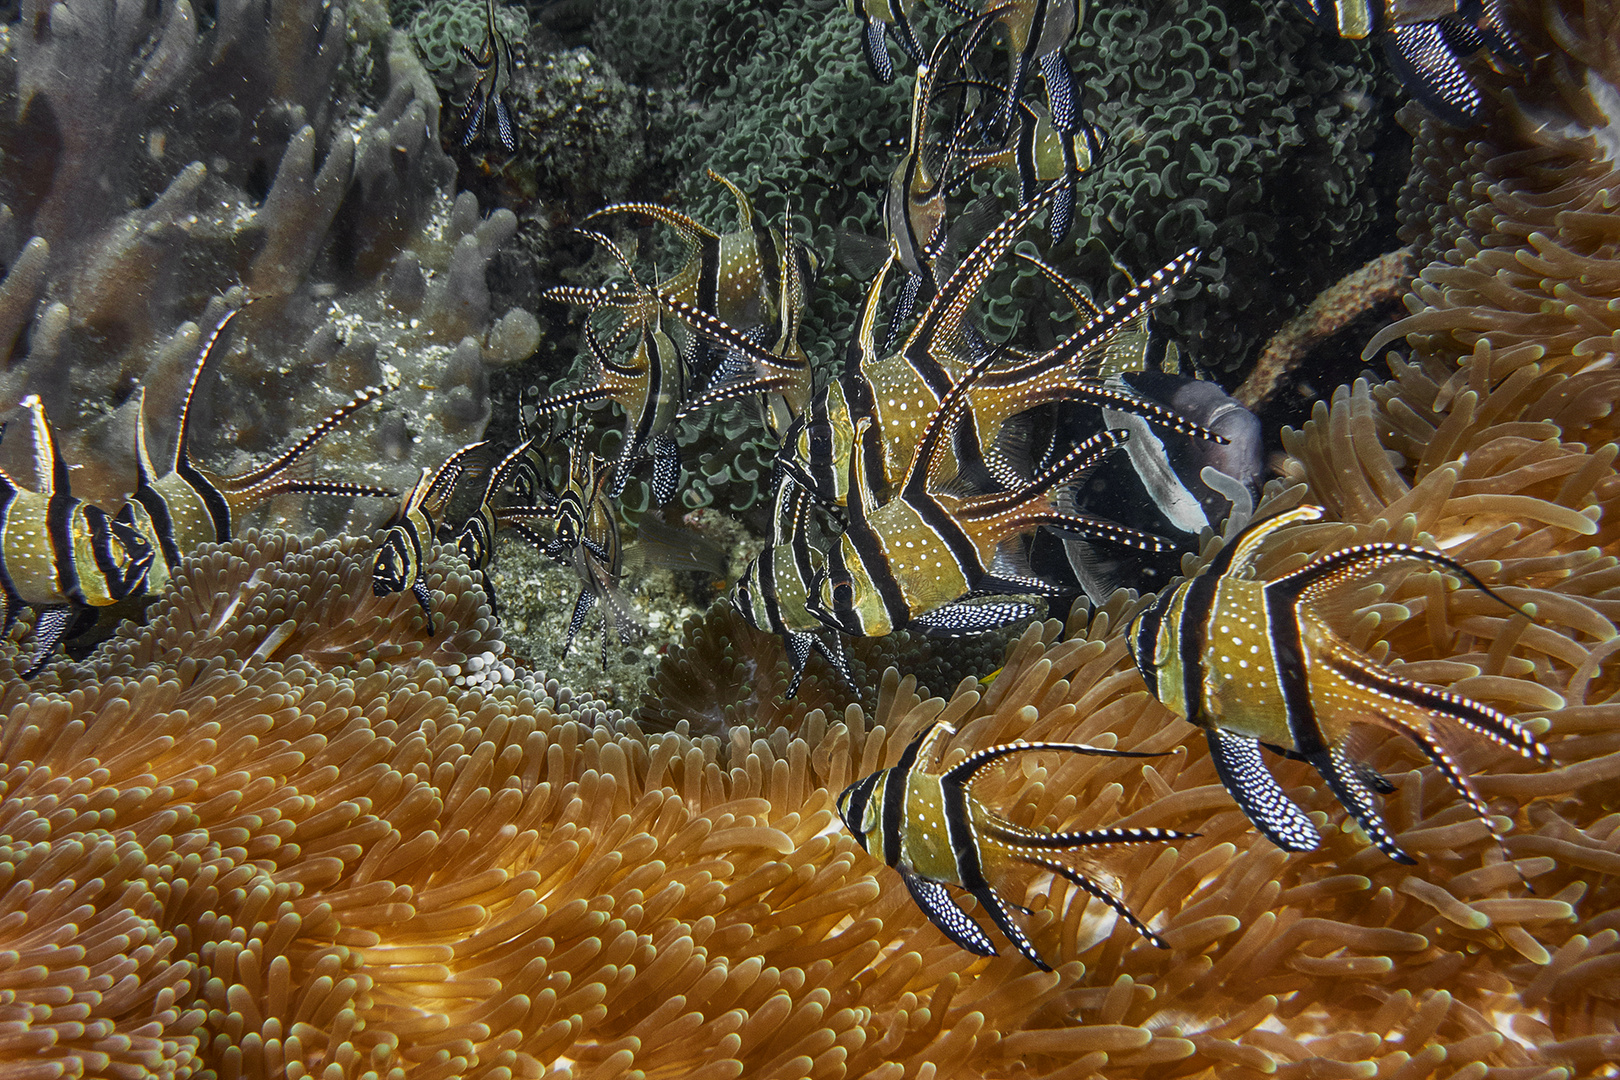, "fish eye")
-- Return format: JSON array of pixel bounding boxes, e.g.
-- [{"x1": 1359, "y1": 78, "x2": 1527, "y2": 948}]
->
[{"x1": 860, "y1": 795, "x2": 880, "y2": 834}]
